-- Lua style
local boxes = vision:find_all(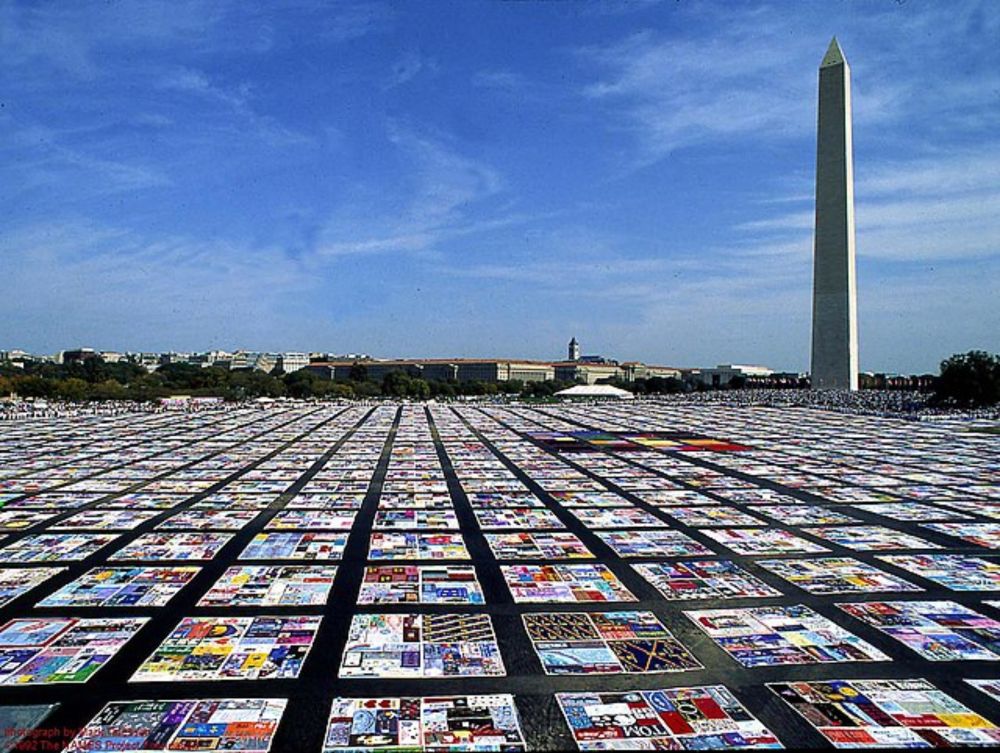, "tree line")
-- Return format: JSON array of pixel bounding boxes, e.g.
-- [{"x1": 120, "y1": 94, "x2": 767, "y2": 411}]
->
[
  {"x1": 1, "y1": 351, "x2": 997, "y2": 407},
  {"x1": 0, "y1": 360, "x2": 582, "y2": 401}
]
